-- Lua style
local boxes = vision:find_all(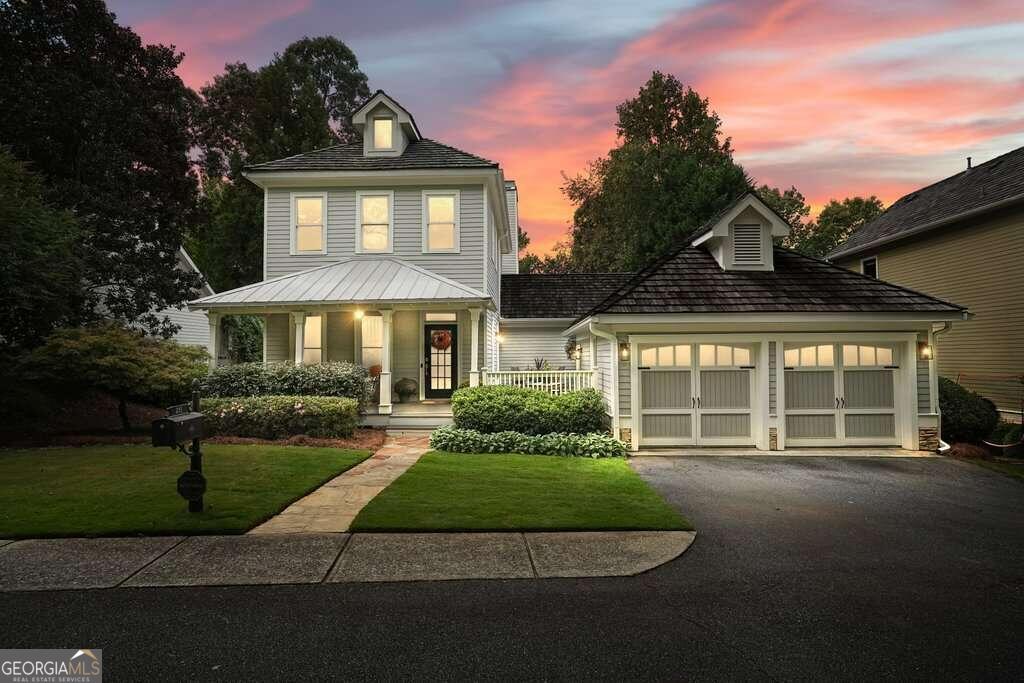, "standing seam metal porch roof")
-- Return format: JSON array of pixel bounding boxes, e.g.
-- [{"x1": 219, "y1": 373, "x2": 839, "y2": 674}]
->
[{"x1": 189, "y1": 258, "x2": 489, "y2": 308}]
